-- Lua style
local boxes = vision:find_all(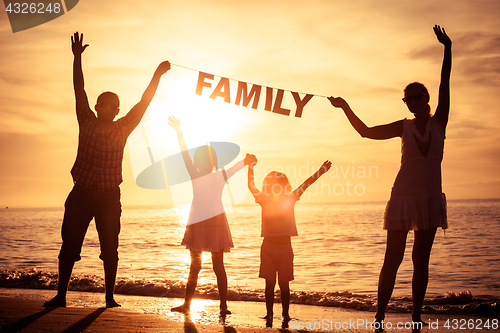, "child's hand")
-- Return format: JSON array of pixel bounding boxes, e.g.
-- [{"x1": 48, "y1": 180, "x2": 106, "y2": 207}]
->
[
  {"x1": 320, "y1": 160, "x2": 332, "y2": 173},
  {"x1": 328, "y1": 96, "x2": 348, "y2": 109},
  {"x1": 244, "y1": 153, "x2": 257, "y2": 166},
  {"x1": 168, "y1": 116, "x2": 181, "y2": 132}
]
